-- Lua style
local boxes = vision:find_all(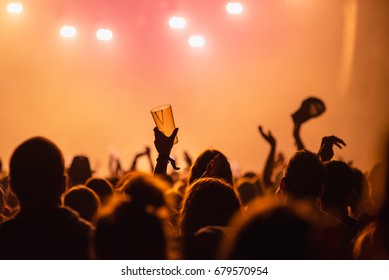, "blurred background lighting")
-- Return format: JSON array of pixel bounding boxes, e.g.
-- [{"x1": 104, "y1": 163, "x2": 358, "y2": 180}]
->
[
  {"x1": 96, "y1": 29, "x2": 113, "y2": 41},
  {"x1": 226, "y1": 2, "x2": 243, "y2": 14},
  {"x1": 6, "y1": 2, "x2": 23, "y2": 14},
  {"x1": 169, "y1": 16, "x2": 186, "y2": 29},
  {"x1": 188, "y1": 35, "x2": 205, "y2": 48},
  {"x1": 60, "y1": 26, "x2": 77, "y2": 38}
]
